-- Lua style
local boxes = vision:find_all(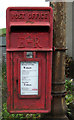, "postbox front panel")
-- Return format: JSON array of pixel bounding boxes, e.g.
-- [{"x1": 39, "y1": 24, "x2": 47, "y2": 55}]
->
[
  {"x1": 6, "y1": 7, "x2": 53, "y2": 113},
  {"x1": 10, "y1": 26, "x2": 50, "y2": 50}
]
